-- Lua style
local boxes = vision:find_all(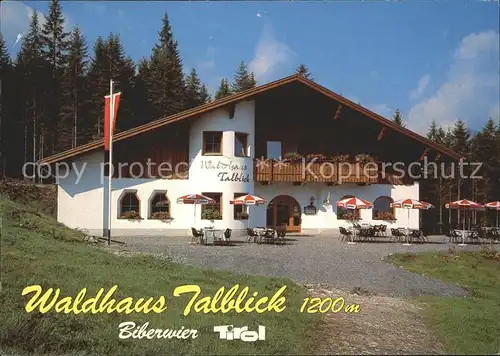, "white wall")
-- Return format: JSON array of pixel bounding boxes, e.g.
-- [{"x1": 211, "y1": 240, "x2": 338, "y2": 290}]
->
[
  {"x1": 187, "y1": 100, "x2": 255, "y2": 231},
  {"x1": 57, "y1": 150, "x2": 105, "y2": 234},
  {"x1": 57, "y1": 98, "x2": 421, "y2": 237},
  {"x1": 57, "y1": 101, "x2": 256, "y2": 236},
  {"x1": 254, "y1": 182, "x2": 420, "y2": 234}
]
